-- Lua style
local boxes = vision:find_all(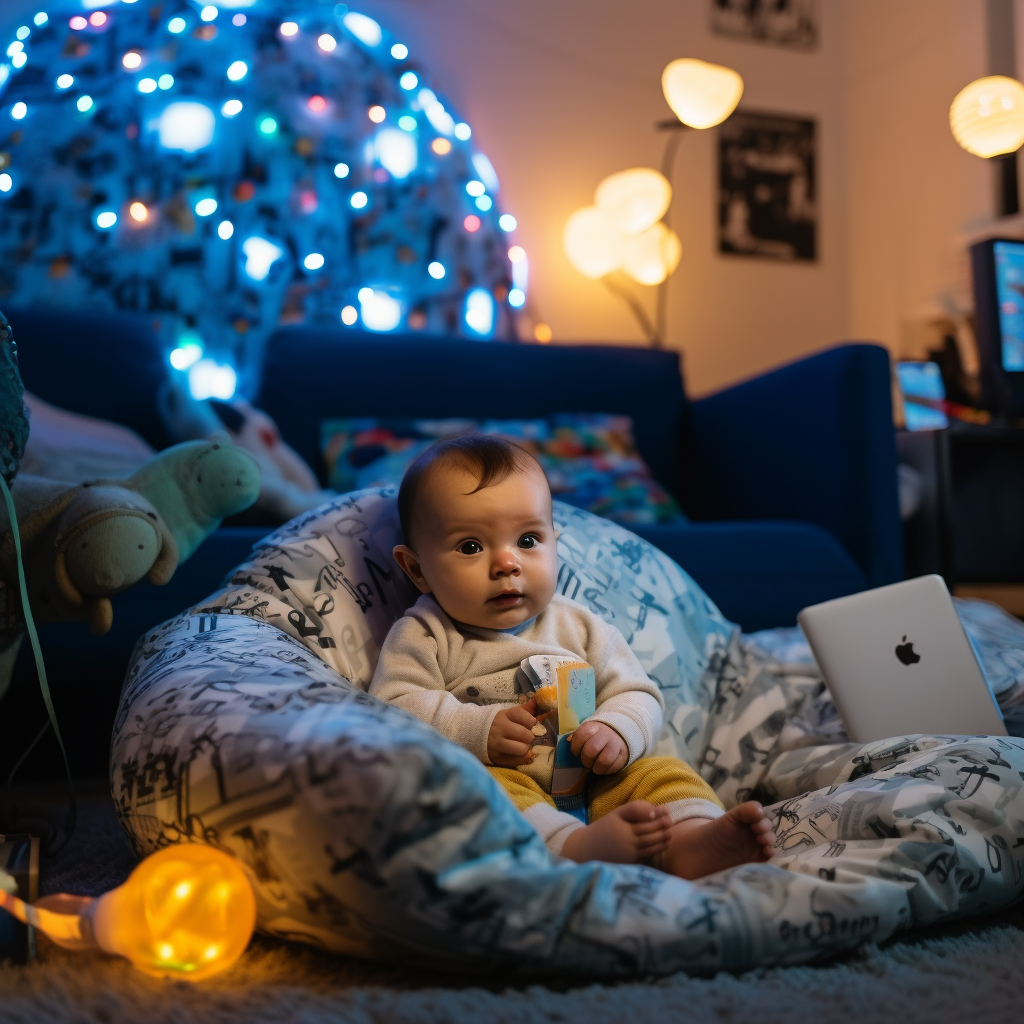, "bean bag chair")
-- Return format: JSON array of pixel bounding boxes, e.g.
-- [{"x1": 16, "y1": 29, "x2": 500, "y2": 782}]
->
[{"x1": 110, "y1": 490, "x2": 1024, "y2": 975}]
